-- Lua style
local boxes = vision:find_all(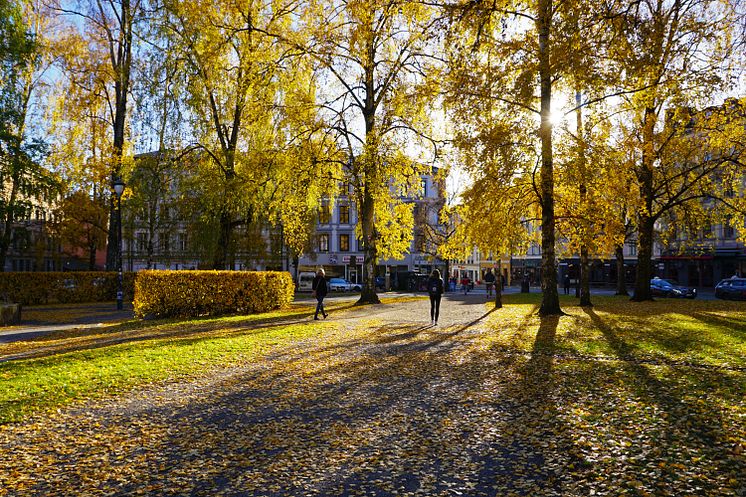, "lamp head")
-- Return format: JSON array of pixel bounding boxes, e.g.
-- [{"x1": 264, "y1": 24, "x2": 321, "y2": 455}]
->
[{"x1": 112, "y1": 178, "x2": 125, "y2": 198}]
